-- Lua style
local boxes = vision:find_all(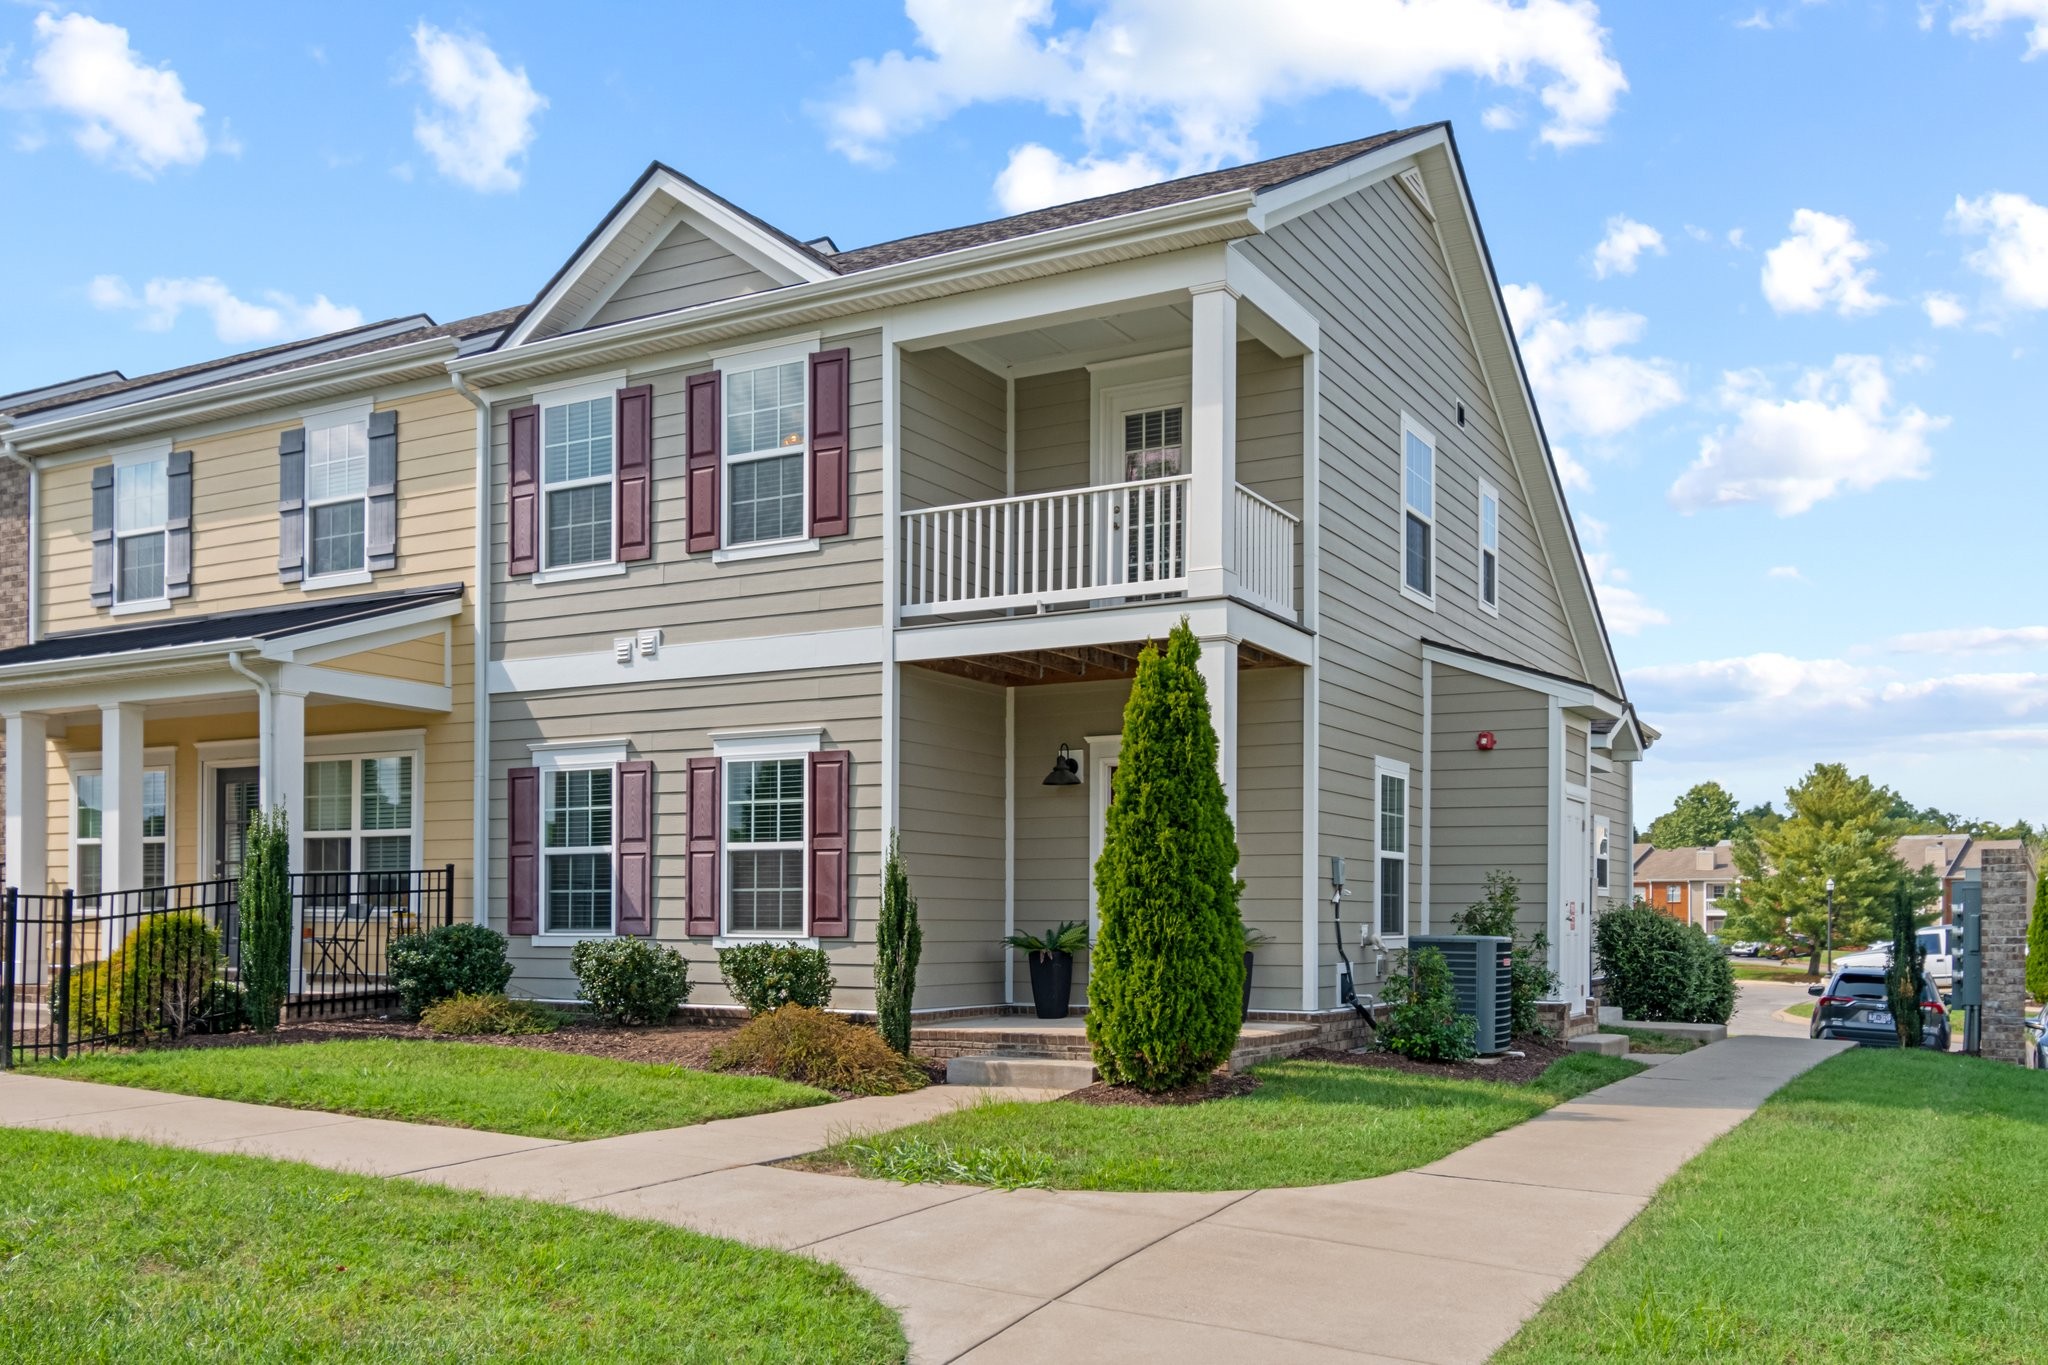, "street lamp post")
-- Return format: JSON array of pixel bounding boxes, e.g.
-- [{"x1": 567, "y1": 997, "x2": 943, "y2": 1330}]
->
[{"x1": 1825, "y1": 877, "x2": 1836, "y2": 974}]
